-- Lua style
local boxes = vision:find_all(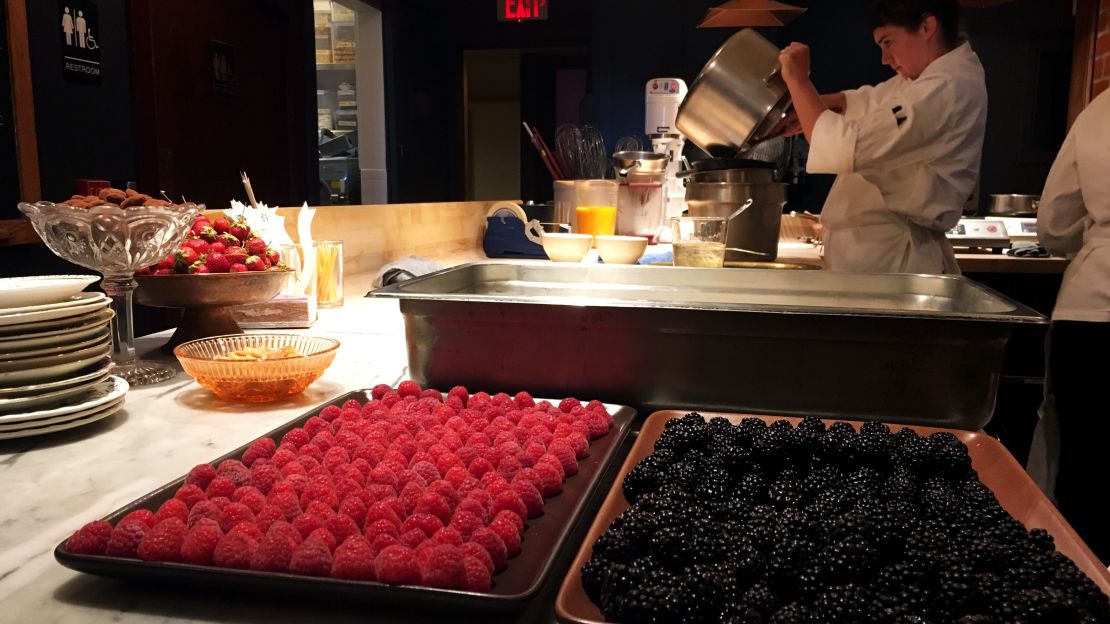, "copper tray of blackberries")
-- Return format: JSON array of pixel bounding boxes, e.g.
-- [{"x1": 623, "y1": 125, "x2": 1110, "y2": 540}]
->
[
  {"x1": 556, "y1": 411, "x2": 1110, "y2": 624},
  {"x1": 54, "y1": 389, "x2": 635, "y2": 612}
]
